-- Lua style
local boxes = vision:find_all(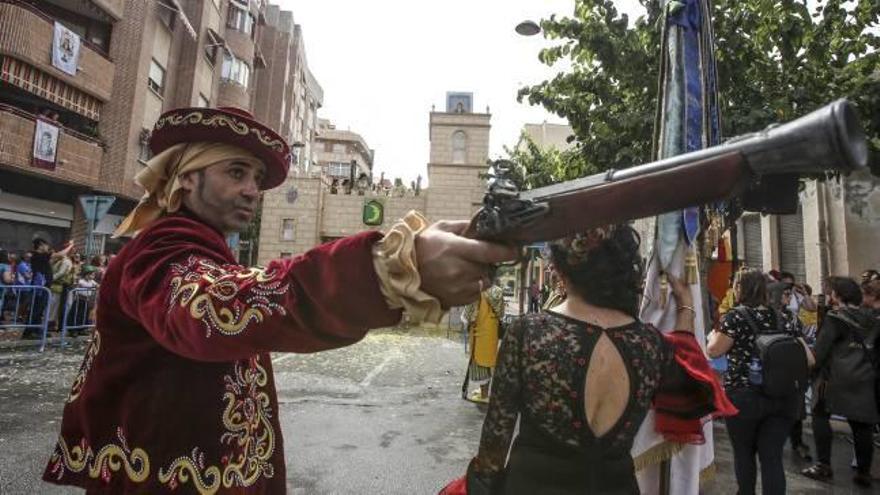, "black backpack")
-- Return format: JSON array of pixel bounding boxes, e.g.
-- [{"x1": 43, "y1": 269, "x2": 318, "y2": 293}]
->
[{"x1": 737, "y1": 307, "x2": 809, "y2": 398}]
